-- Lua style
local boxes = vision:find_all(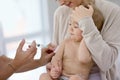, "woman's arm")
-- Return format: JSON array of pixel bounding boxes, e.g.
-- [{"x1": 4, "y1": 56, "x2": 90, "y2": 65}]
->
[
  {"x1": 0, "y1": 56, "x2": 15, "y2": 80},
  {"x1": 78, "y1": 15, "x2": 120, "y2": 71},
  {"x1": 71, "y1": 5, "x2": 120, "y2": 71},
  {"x1": 15, "y1": 59, "x2": 42, "y2": 72}
]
